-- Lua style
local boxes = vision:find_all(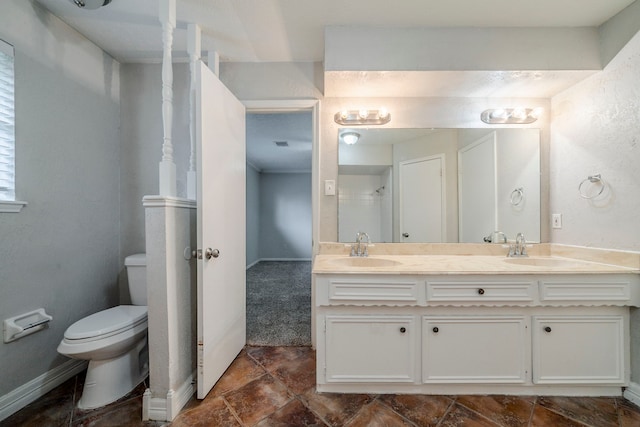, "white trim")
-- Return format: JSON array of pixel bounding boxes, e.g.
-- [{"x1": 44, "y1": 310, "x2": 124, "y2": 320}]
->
[
  {"x1": 0, "y1": 200, "x2": 27, "y2": 213},
  {"x1": 624, "y1": 381, "x2": 640, "y2": 407},
  {"x1": 167, "y1": 373, "x2": 195, "y2": 420},
  {"x1": 142, "y1": 372, "x2": 195, "y2": 421},
  {"x1": 246, "y1": 259, "x2": 261, "y2": 269},
  {"x1": 142, "y1": 195, "x2": 196, "y2": 209},
  {"x1": 0, "y1": 359, "x2": 87, "y2": 422},
  {"x1": 142, "y1": 389, "x2": 166, "y2": 421}
]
